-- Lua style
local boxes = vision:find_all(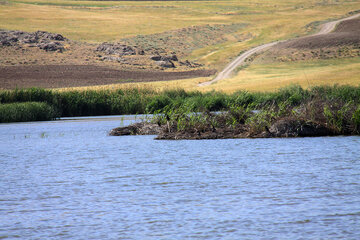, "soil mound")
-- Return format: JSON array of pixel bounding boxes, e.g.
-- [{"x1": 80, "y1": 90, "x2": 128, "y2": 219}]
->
[
  {"x1": 276, "y1": 18, "x2": 360, "y2": 49},
  {"x1": 253, "y1": 18, "x2": 360, "y2": 63},
  {"x1": 0, "y1": 65, "x2": 216, "y2": 89},
  {"x1": 333, "y1": 18, "x2": 360, "y2": 33}
]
